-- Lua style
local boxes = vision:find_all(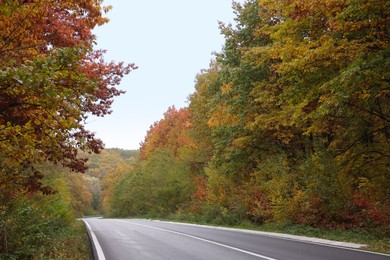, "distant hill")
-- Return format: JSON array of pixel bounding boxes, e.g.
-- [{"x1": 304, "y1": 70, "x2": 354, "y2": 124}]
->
[
  {"x1": 81, "y1": 148, "x2": 139, "y2": 179},
  {"x1": 106, "y1": 148, "x2": 140, "y2": 159}
]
